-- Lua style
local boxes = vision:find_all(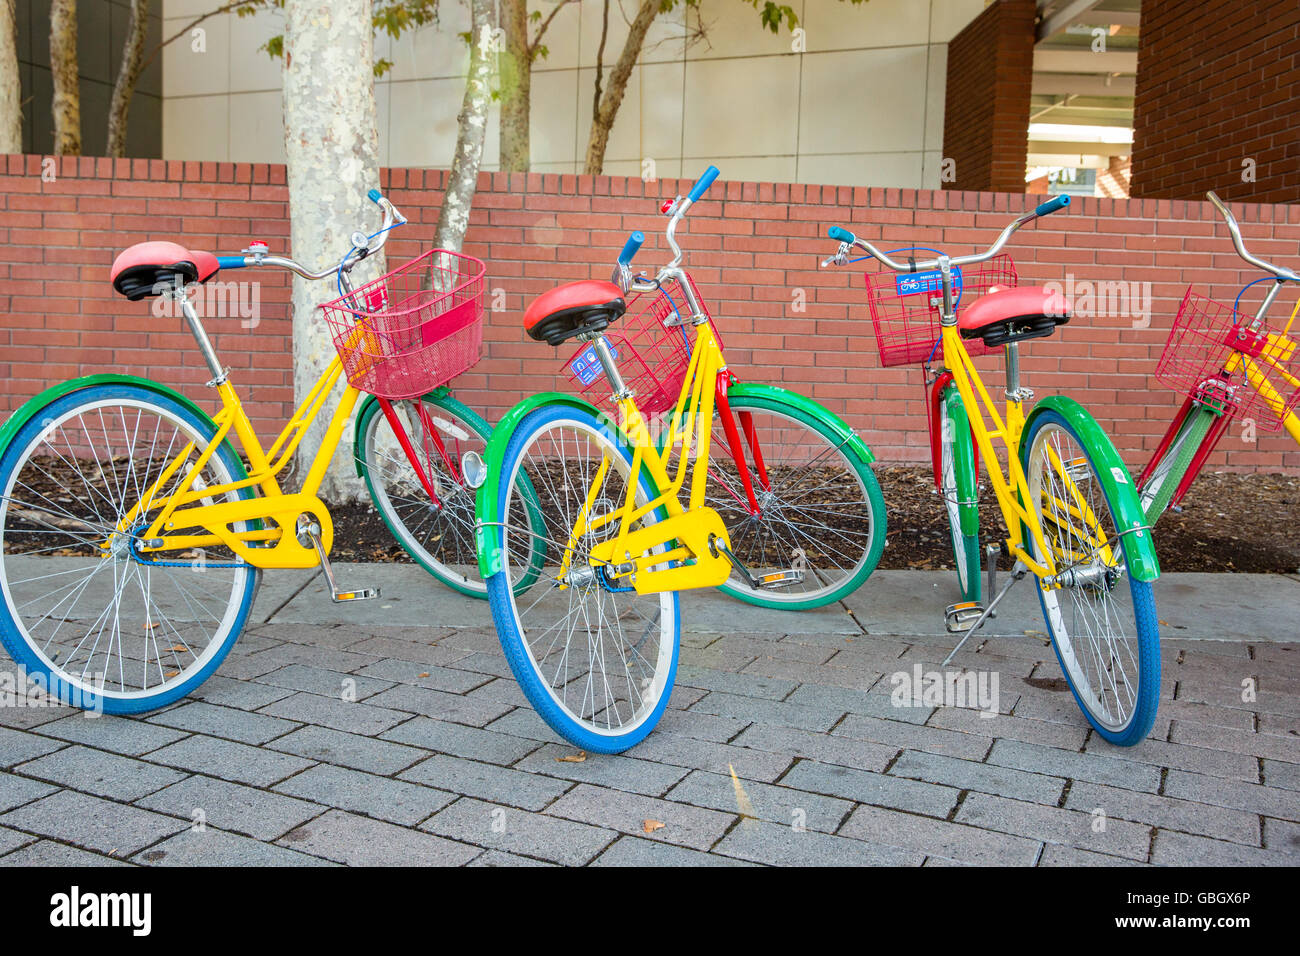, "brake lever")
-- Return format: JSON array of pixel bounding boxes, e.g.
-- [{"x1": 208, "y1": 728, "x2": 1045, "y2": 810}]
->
[{"x1": 820, "y1": 242, "x2": 851, "y2": 268}]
